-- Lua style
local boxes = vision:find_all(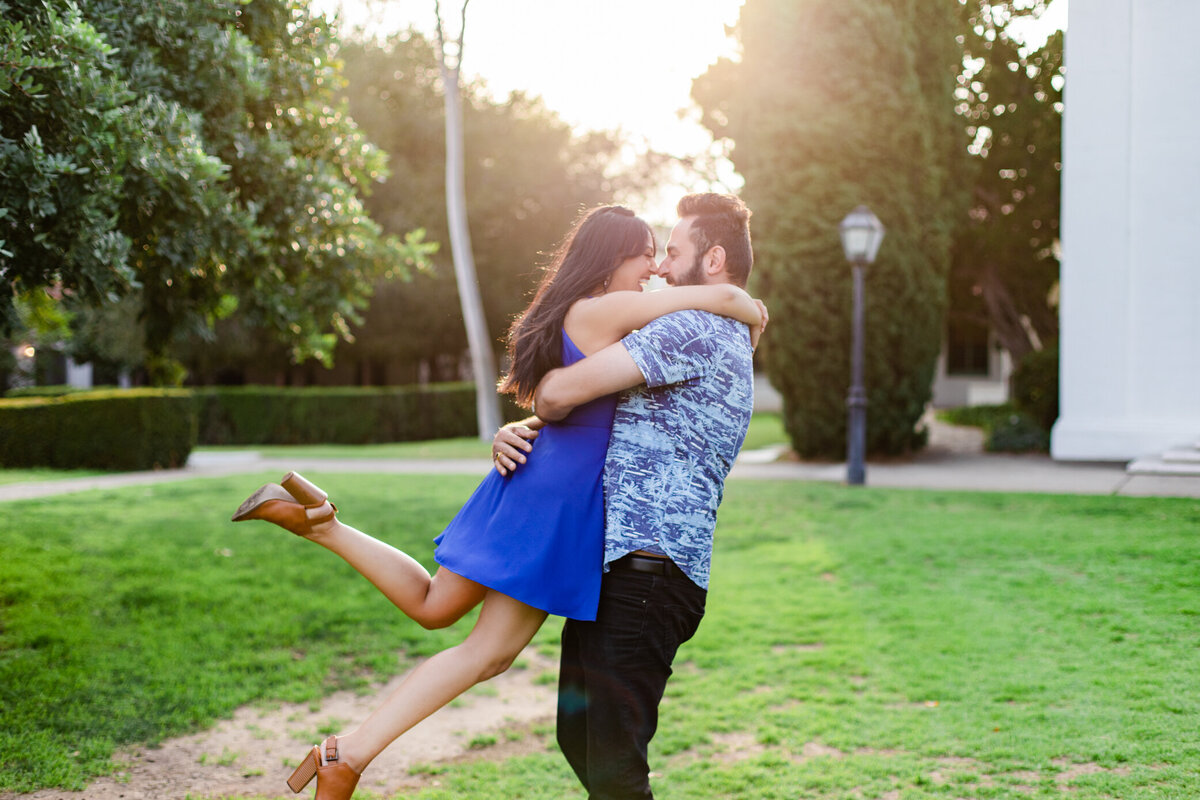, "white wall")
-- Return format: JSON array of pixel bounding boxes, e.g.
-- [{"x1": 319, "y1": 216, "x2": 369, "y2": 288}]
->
[
  {"x1": 930, "y1": 337, "x2": 1012, "y2": 409},
  {"x1": 1052, "y1": 0, "x2": 1200, "y2": 461}
]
